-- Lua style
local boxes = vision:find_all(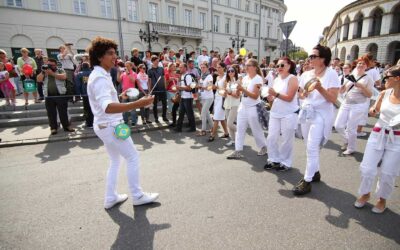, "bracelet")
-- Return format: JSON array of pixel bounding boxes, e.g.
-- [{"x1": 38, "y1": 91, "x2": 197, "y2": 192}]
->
[{"x1": 275, "y1": 93, "x2": 280, "y2": 98}]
